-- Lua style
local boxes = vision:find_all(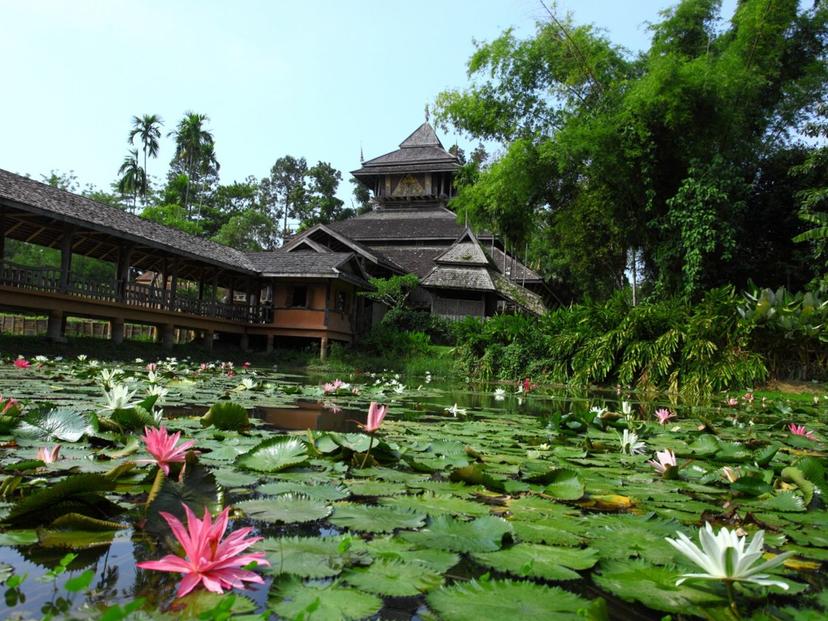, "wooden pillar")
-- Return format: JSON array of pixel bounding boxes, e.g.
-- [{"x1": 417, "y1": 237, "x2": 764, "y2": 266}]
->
[
  {"x1": 47, "y1": 310, "x2": 65, "y2": 342},
  {"x1": 59, "y1": 228, "x2": 74, "y2": 293},
  {"x1": 198, "y1": 271, "x2": 205, "y2": 301},
  {"x1": 201, "y1": 329, "x2": 214, "y2": 351},
  {"x1": 240, "y1": 333, "x2": 250, "y2": 352},
  {"x1": 265, "y1": 334, "x2": 274, "y2": 354},
  {"x1": 0, "y1": 206, "x2": 6, "y2": 261},
  {"x1": 117, "y1": 245, "x2": 132, "y2": 300},
  {"x1": 111, "y1": 318, "x2": 125, "y2": 344},
  {"x1": 320, "y1": 336, "x2": 329, "y2": 362},
  {"x1": 160, "y1": 257, "x2": 169, "y2": 310},
  {"x1": 324, "y1": 283, "x2": 331, "y2": 327},
  {"x1": 160, "y1": 323, "x2": 175, "y2": 350},
  {"x1": 168, "y1": 259, "x2": 178, "y2": 310}
]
